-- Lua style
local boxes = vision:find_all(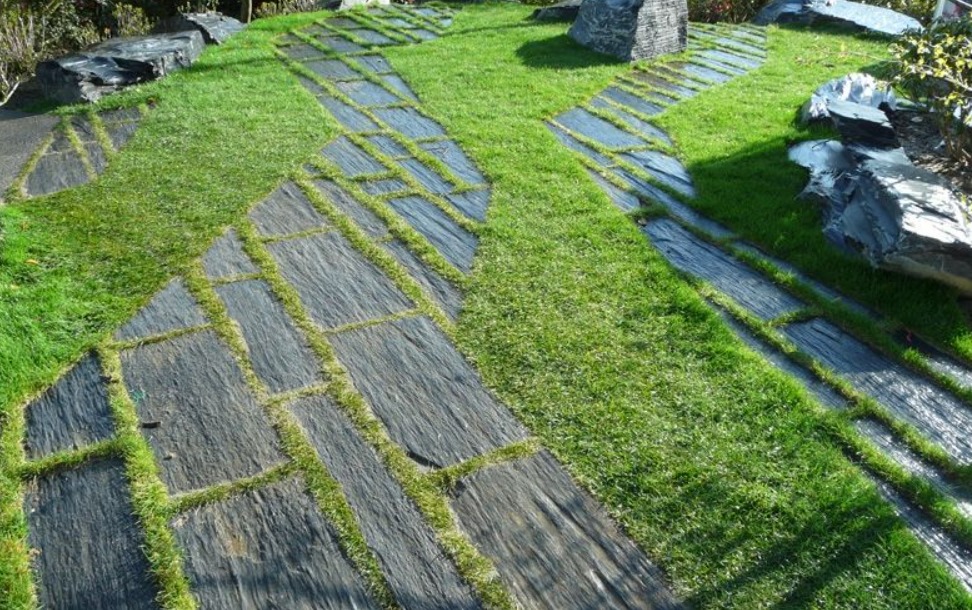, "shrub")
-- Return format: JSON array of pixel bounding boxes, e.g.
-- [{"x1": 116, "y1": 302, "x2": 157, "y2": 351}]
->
[
  {"x1": 688, "y1": 0, "x2": 770, "y2": 23},
  {"x1": 0, "y1": 9, "x2": 46, "y2": 106}
]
